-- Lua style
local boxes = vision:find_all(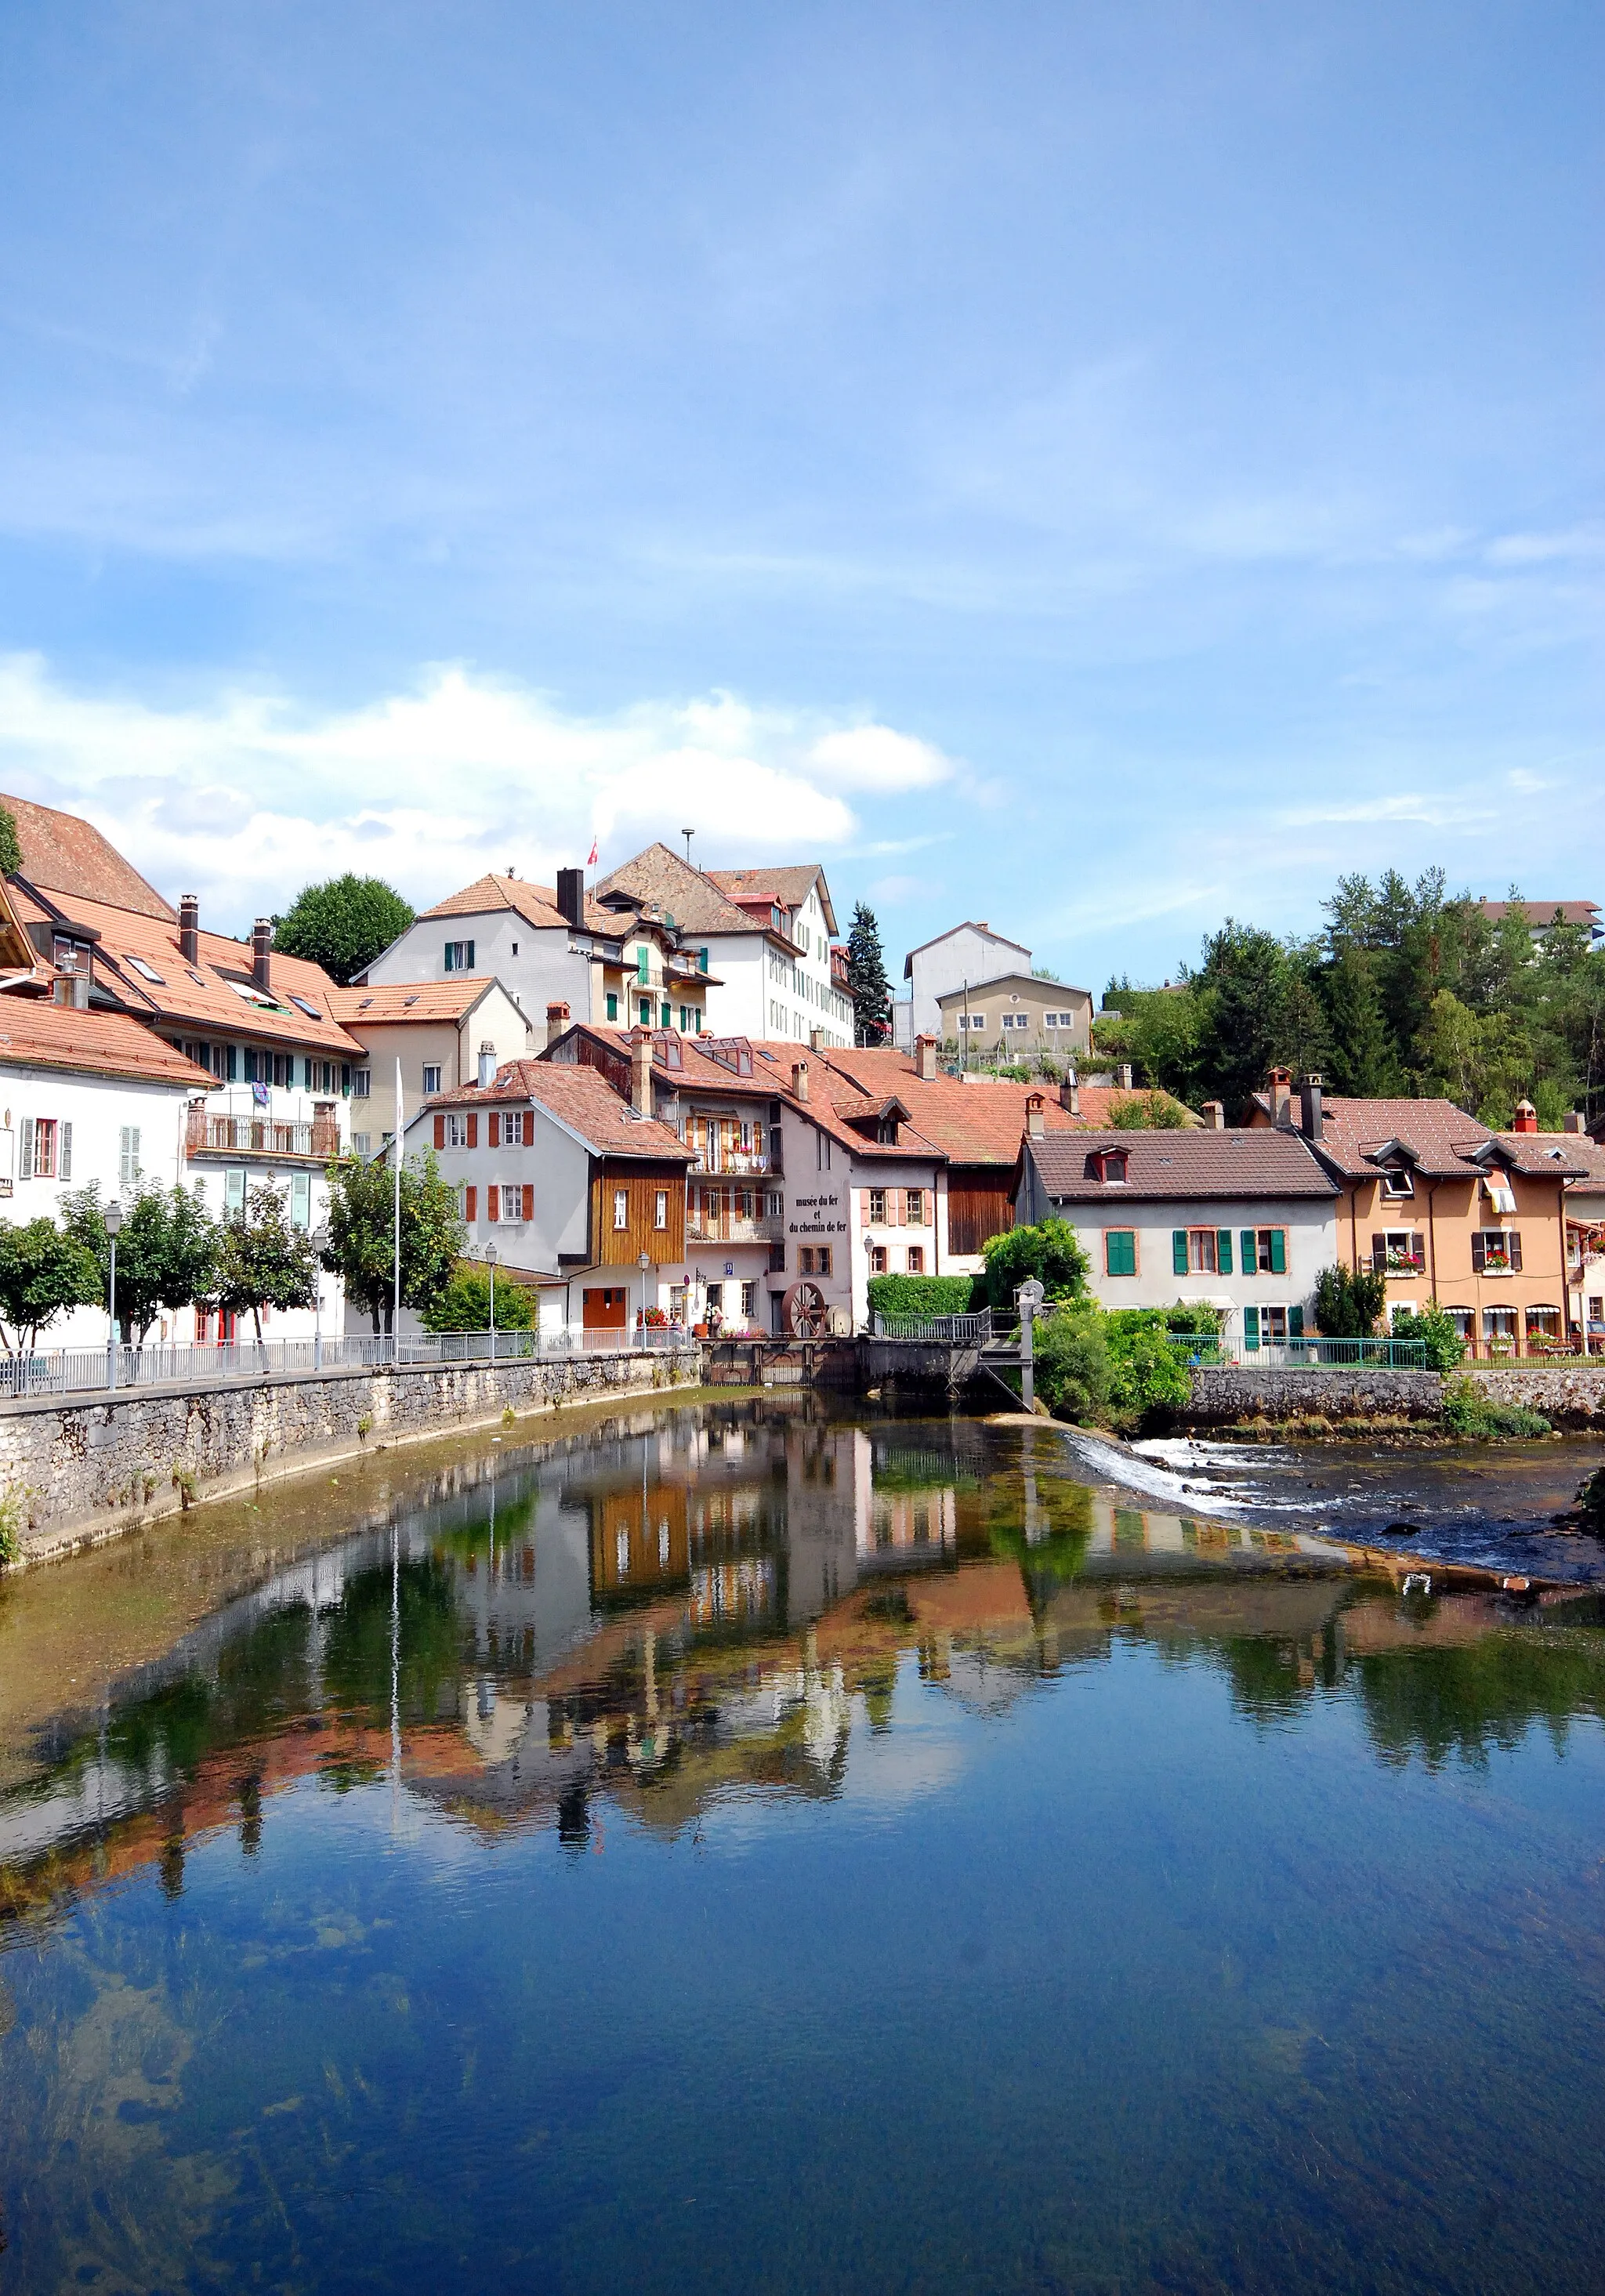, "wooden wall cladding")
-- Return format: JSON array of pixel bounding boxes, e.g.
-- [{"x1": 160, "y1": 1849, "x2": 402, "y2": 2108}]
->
[{"x1": 589, "y1": 1159, "x2": 687, "y2": 1263}]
